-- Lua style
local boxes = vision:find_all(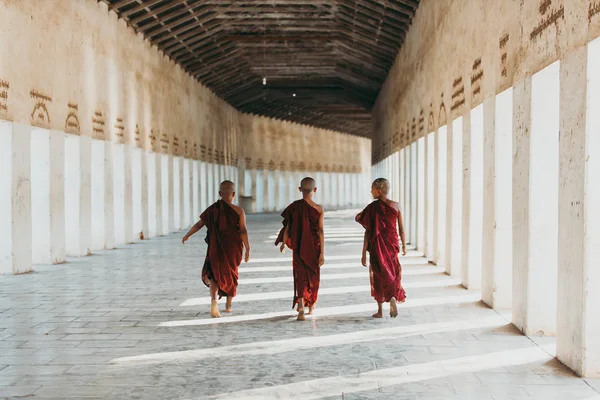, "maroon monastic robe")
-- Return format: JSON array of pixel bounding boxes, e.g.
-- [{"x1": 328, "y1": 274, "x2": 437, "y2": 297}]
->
[
  {"x1": 356, "y1": 200, "x2": 406, "y2": 303},
  {"x1": 275, "y1": 200, "x2": 322, "y2": 308},
  {"x1": 200, "y1": 200, "x2": 243, "y2": 298}
]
